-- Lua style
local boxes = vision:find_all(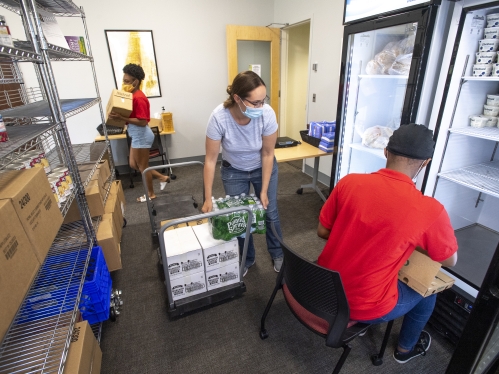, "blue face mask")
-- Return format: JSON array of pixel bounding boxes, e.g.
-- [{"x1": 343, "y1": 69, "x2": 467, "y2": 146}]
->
[{"x1": 238, "y1": 100, "x2": 263, "y2": 119}]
